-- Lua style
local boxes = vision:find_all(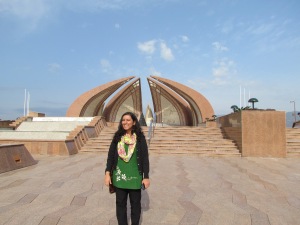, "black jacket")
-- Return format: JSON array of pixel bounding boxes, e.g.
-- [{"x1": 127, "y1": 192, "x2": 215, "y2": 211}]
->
[{"x1": 105, "y1": 134, "x2": 149, "y2": 179}]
